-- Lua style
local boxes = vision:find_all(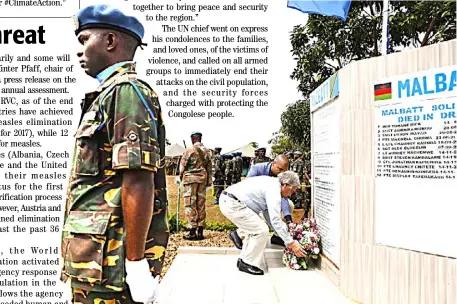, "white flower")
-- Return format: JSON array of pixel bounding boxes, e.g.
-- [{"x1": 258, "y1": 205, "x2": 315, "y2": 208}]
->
[
  {"x1": 313, "y1": 248, "x2": 320, "y2": 254},
  {"x1": 293, "y1": 264, "x2": 301, "y2": 270},
  {"x1": 291, "y1": 256, "x2": 297, "y2": 264},
  {"x1": 304, "y1": 222, "x2": 310, "y2": 228},
  {"x1": 282, "y1": 255, "x2": 289, "y2": 265}
]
